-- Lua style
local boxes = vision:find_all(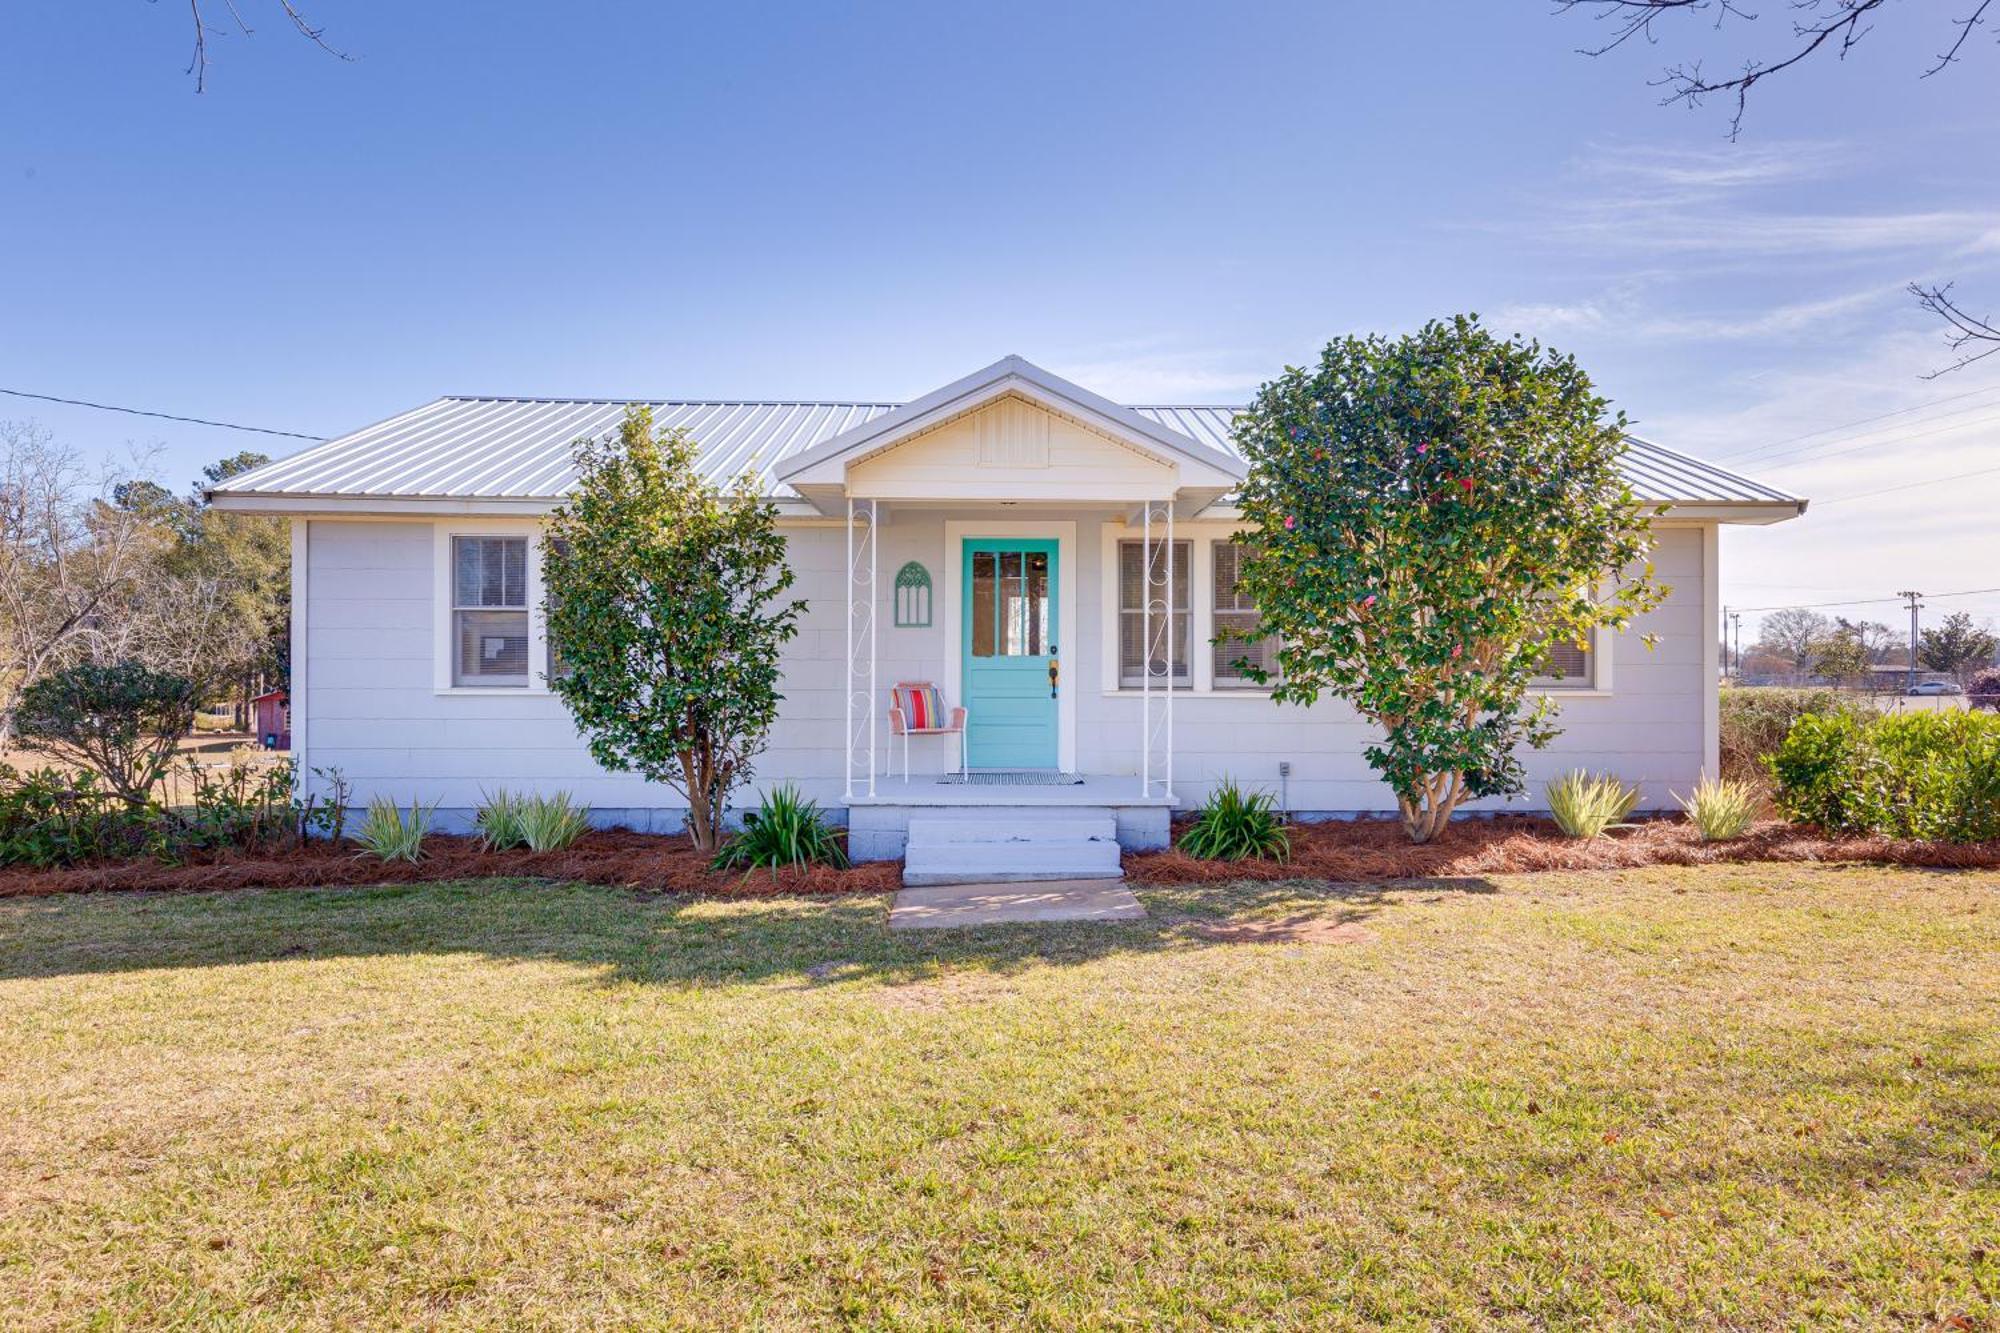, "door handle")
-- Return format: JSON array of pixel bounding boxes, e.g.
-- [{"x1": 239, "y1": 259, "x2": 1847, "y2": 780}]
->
[{"x1": 1049, "y1": 656, "x2": 1060, "y2": 698}]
